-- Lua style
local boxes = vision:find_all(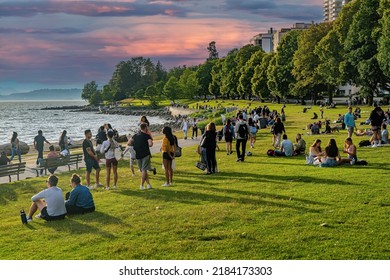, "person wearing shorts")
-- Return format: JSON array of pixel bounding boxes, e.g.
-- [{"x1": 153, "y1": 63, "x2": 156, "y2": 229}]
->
[
  {"x1": 344, "y1": 107, "x2": 355, "y2": 138},
  {"x1": 100, "y1": 130, "x2": 119, "y2": 190},
  {"x1": 370, "y1": 107, "x2": 385, "y2": 147},
  {"x1": 129, "y1": 123, "x2": 154, "y2": 190},
  {"x1": 65, "y1": 174, "x2": 95, "y2": 215},
  {"x1": 82, "y1": 129, "x2": 102, "y2": 188},
  {"x1": 26, "y1": 175, "x2": 66, "y2": 222}
]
